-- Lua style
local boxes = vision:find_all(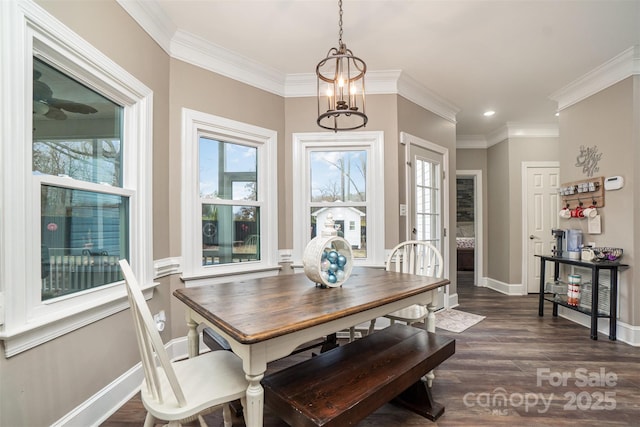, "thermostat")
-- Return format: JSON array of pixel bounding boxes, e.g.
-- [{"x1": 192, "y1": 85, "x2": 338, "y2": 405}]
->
[{"x1": 604, "y1": 176, "x2": 624, "y2": 190}]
